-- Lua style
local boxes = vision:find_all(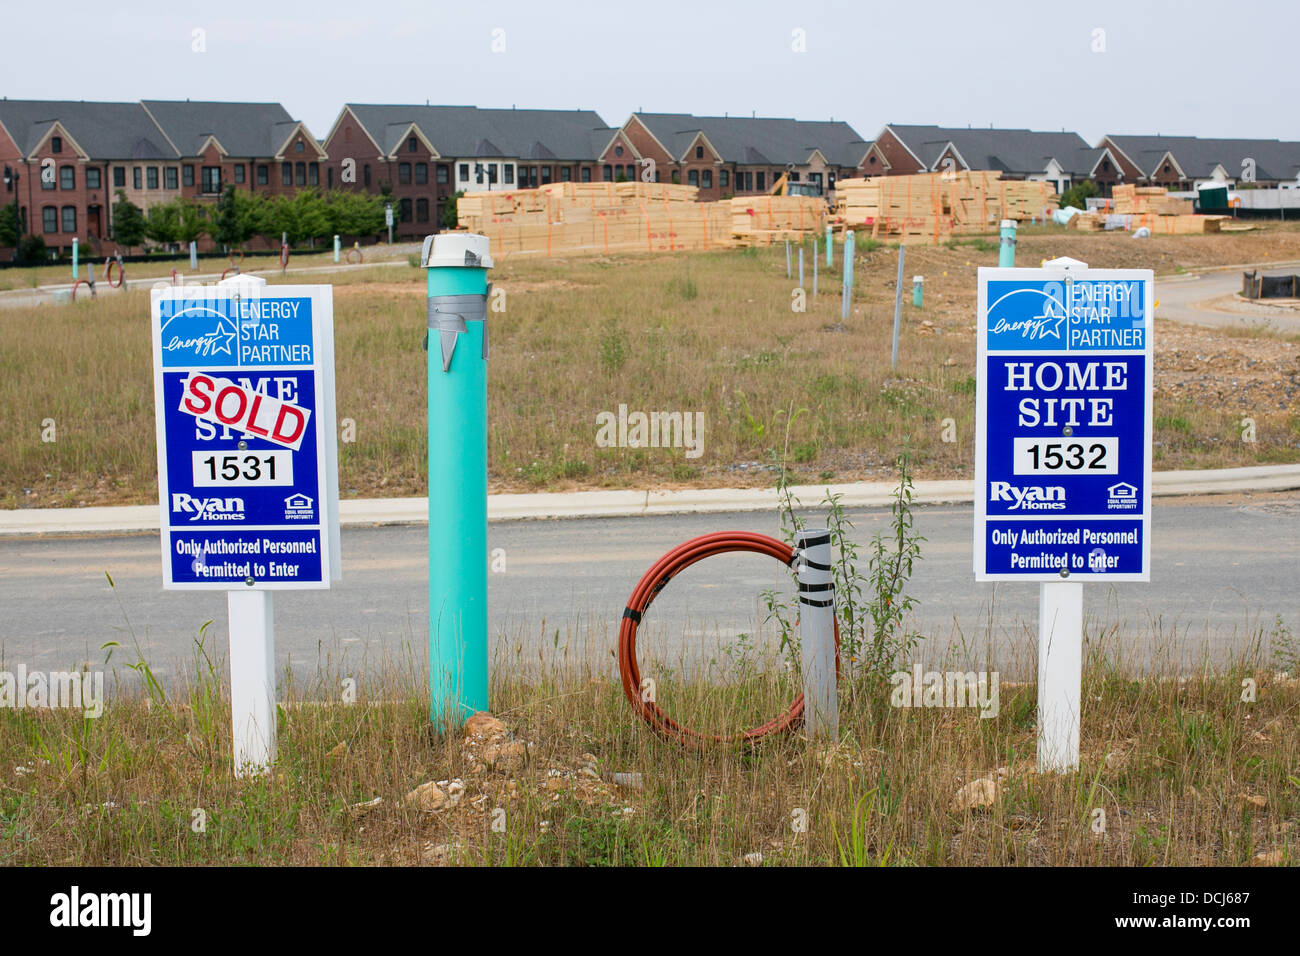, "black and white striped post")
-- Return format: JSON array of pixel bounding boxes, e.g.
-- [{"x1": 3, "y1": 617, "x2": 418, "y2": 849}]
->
[{"x1": 794, "y1": 528, "x2": 837, "y2": 739}]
